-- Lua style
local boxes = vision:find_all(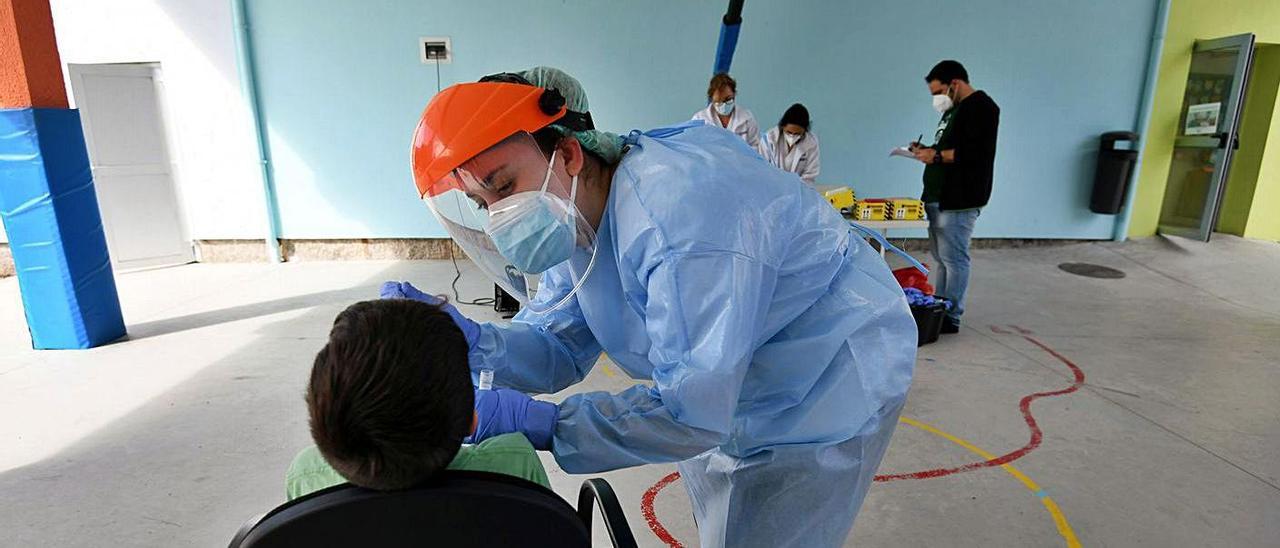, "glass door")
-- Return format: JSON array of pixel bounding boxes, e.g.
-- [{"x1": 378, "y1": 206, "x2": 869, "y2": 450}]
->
[{"x1": 1158, "y1": 33, "x2": 1255, "y2": 241}]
